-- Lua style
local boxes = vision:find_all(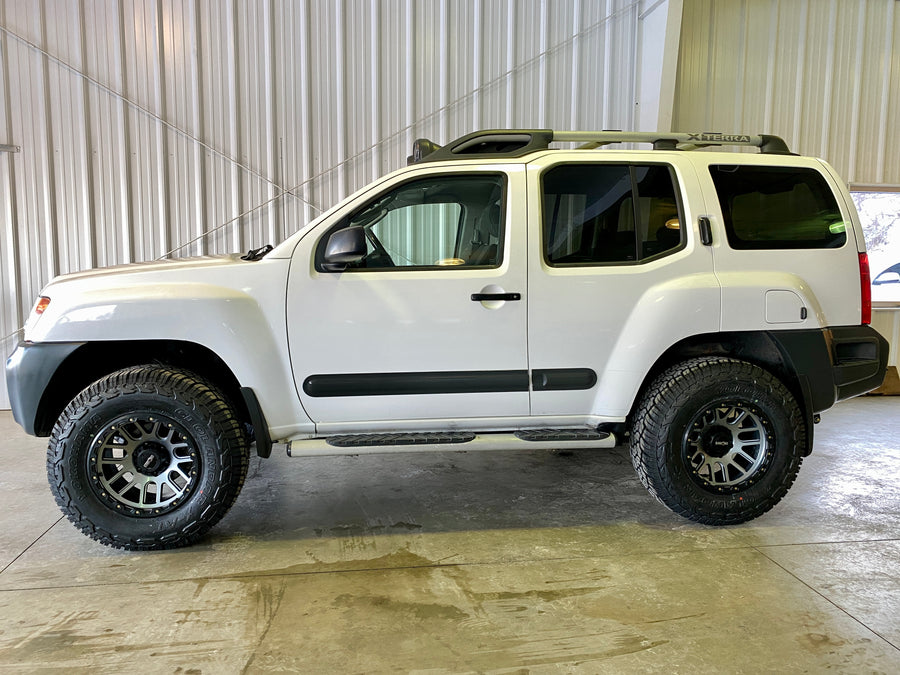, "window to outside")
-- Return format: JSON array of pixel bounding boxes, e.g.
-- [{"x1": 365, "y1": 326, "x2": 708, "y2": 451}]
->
[
  {"x1": 542, "y1": 164, "x2": 682, "y2": 265},
  {"x1": 852, "y1": 191, "x2": 900, "y2": 303},
  {"x1": 328, "y1": 174, "x2": 505, "y2": 270},
  {"x1": 370, "y1": 203, "x2": 463, "y2": 266},
  {"x1": 709, "y1": 165, "x2": 846, "y2": 250}
]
